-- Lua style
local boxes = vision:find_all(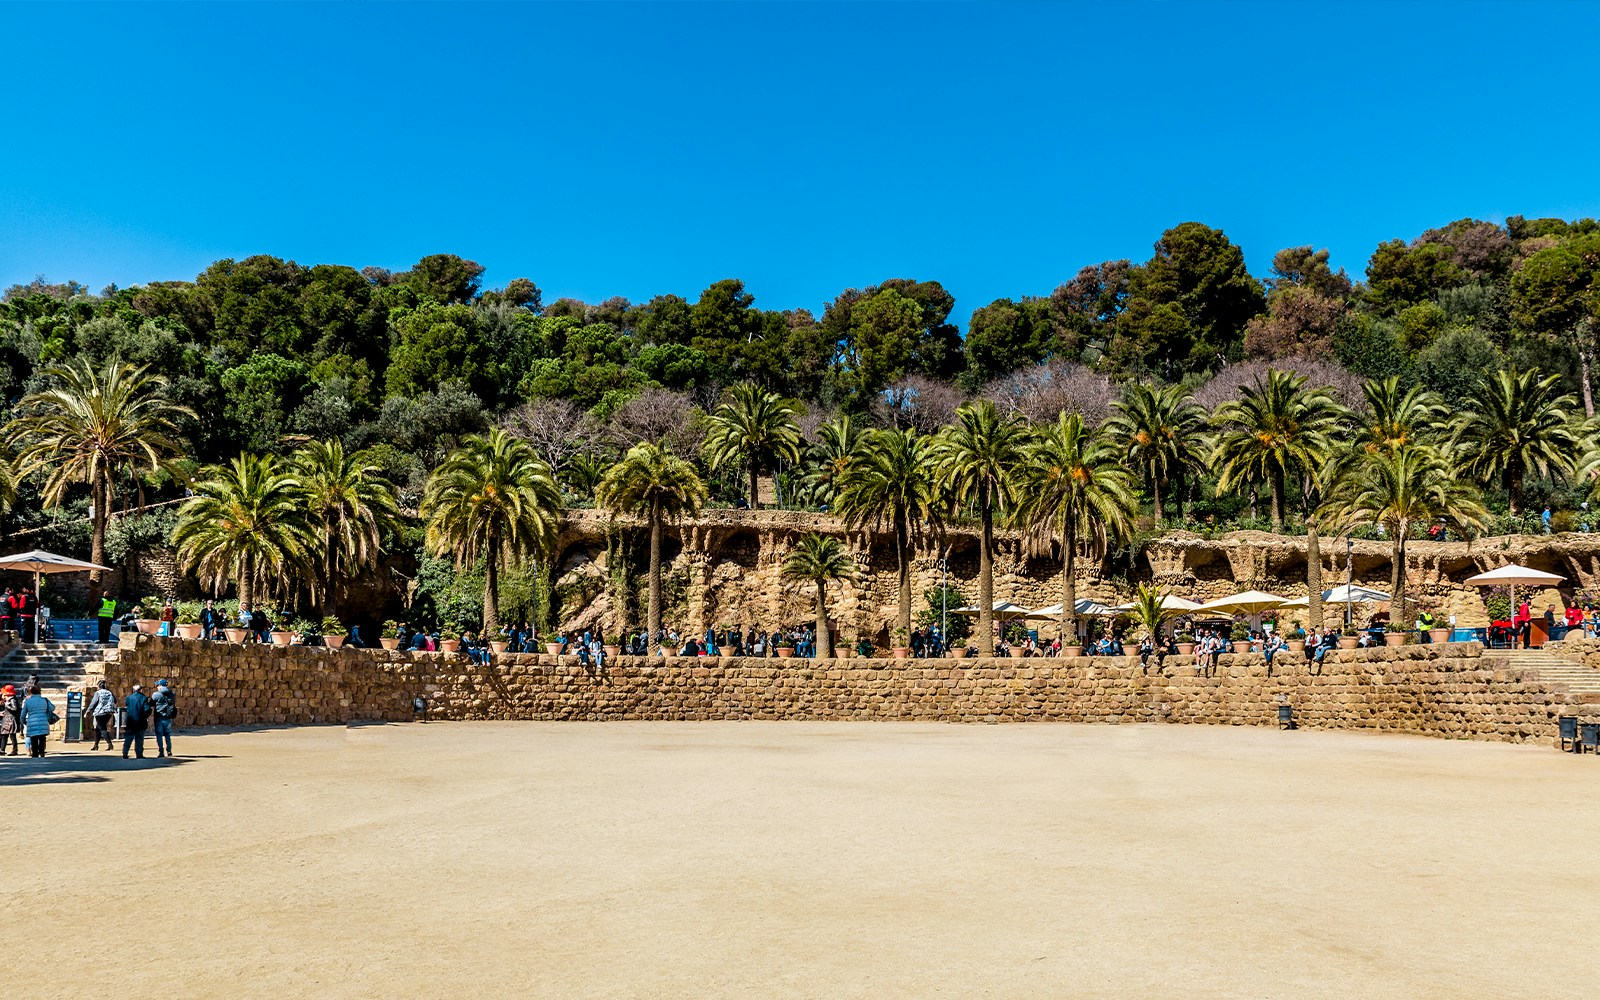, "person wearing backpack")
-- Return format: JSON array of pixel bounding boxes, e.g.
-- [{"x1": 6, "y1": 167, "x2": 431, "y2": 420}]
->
[
  {"x1": 122, "y1": 683, "x2": 152, "y2": 759},
  {"x1": 151, "y1": 679, "x2": 178, "y2": 758},
  {"x1": 88, "y1": 679, "x2": 117, "y2": 750},
  {"x1": 21, "y1": 684, "x2": 56, "y2": 758}
]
